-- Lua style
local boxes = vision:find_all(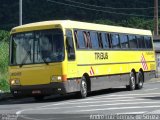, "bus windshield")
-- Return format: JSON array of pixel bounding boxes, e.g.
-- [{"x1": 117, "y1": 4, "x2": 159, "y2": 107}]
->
[{"x1": 10, "y1": 29, "x2": 64, "y2": 66}]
